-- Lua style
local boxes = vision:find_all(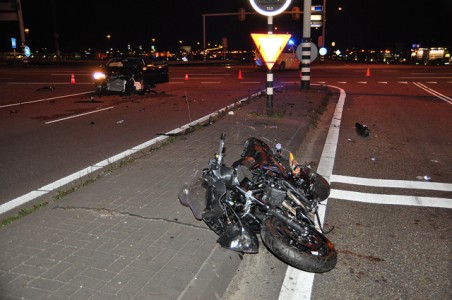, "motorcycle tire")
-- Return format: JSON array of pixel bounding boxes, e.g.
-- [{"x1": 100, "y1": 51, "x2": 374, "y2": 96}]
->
[{"x1": 261, "y1": 216, "x2": 337, "y2": 273}]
